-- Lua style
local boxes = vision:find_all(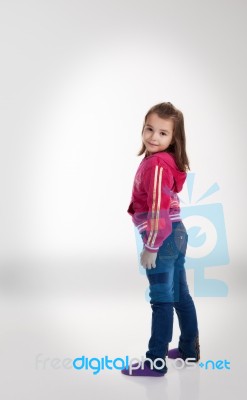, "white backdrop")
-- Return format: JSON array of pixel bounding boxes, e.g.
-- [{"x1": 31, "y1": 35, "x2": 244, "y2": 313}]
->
[{"x1": 0, "y1": 1, "x2": 246, "y2": 399}]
